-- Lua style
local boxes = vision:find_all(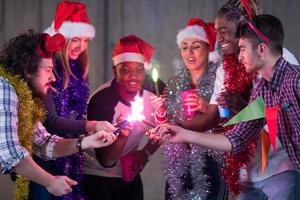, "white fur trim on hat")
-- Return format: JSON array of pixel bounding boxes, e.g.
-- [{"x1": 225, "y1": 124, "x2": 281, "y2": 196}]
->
[
  {"x1": 44, "y1": 21, "x2": 95, "y2": 39},
  {"x1": 144, "y1": 62, "x2": 153, "y2": 70},
  {"x1": 176, "y1": 25, "x2": 208, "y2": 46},
  {"x1": 113, "y1": 52, "x2": 145, "y2": 66},
  {"x1": 209, "y1": 50, "x2": 221, "y2": 64}
]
